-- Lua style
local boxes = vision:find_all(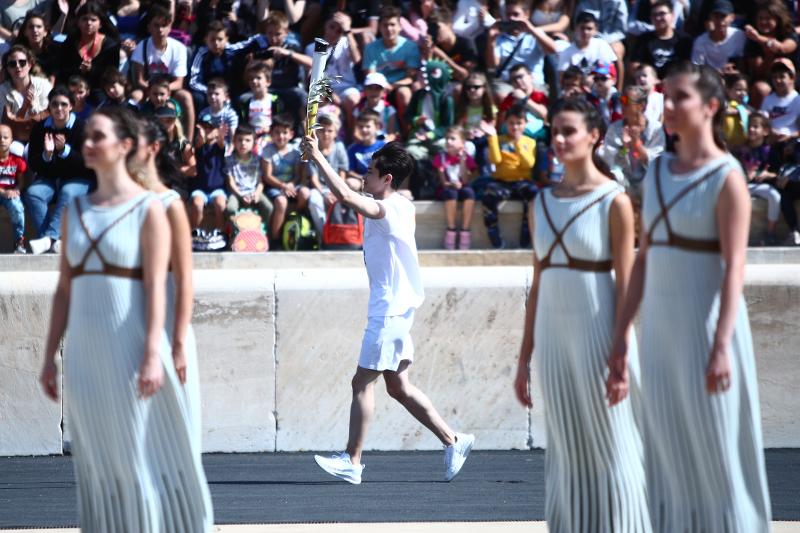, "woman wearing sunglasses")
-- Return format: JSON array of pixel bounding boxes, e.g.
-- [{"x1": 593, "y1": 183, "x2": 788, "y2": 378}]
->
[{"x1": 0, "y1": 45, "x2": 52, "y2": 144}]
